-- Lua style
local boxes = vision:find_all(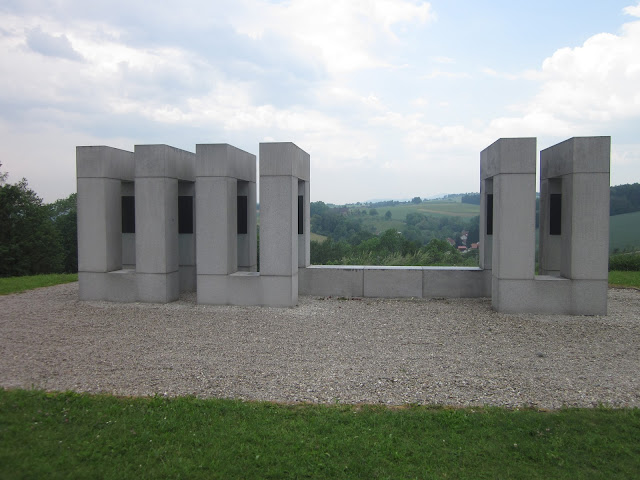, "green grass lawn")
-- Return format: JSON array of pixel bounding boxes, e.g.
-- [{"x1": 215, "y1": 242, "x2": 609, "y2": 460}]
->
[
  {"x1": 1, "y1": 389, "x2": 638, "y2": 479},
  {"x1": 0, "y1": 273, "x2": 78, "y2": 295},
  {"x1": 609, "y1": 271, "x2": 640, "y2": 289}
]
